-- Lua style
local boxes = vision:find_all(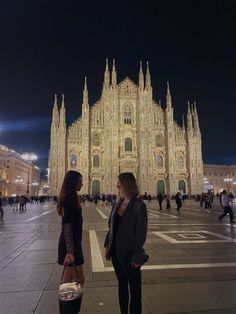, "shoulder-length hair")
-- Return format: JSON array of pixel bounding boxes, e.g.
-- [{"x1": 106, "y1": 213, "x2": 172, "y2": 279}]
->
[
  {"x1": 57, "y1": 170, "x2": 82, "y2": 216},
  {"x1": 118, "y1": 172, "x2": 139, "y2": 197}
]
